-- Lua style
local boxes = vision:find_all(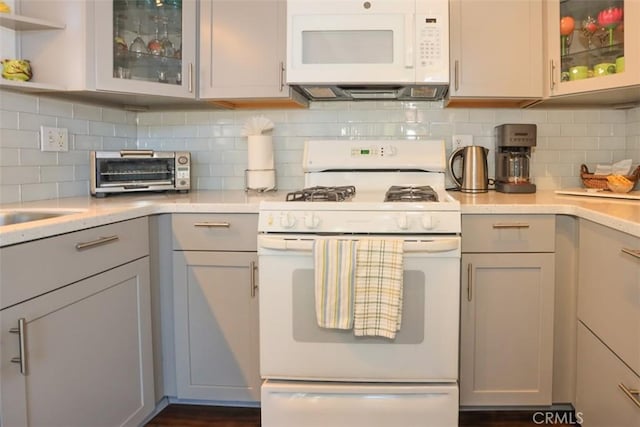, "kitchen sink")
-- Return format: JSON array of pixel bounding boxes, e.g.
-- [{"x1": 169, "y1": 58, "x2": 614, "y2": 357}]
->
[{"x1": 0, "y1": 210, "x2": 83, "y2": 226}]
